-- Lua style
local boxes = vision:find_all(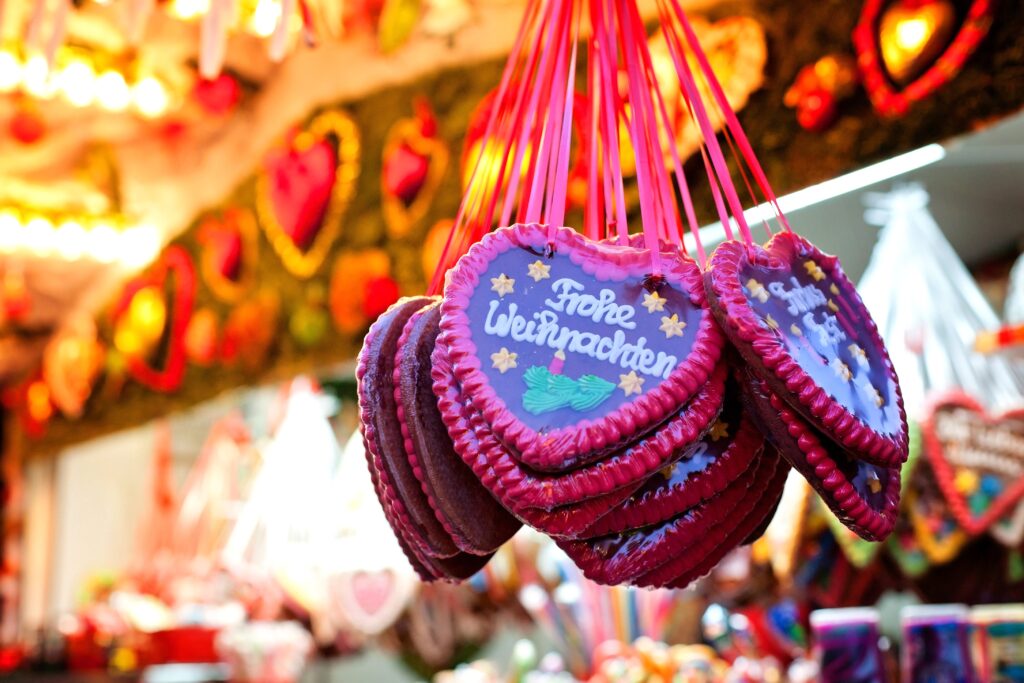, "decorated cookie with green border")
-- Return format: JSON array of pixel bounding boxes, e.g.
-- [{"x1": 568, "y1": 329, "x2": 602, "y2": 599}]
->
[
  {"x1": 439, "y1": 223, "x2": 724, "y2": 472},
  {"x1": 705, "y1": 232, "x2": 908, "y2": 467}
]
